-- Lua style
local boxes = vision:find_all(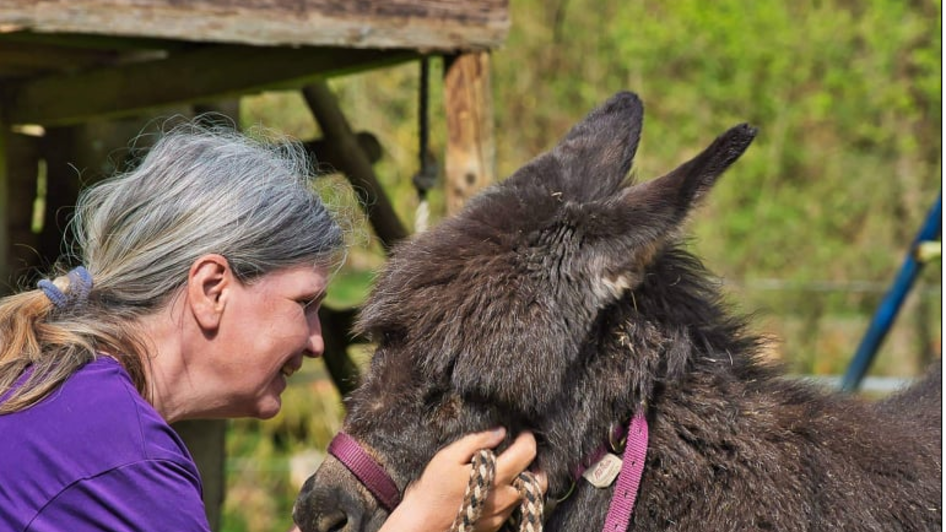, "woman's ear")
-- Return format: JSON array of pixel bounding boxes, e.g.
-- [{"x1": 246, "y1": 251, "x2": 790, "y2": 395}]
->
[{"x1": 186, "y1": 254, "x2": 233, "y2": 332}]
